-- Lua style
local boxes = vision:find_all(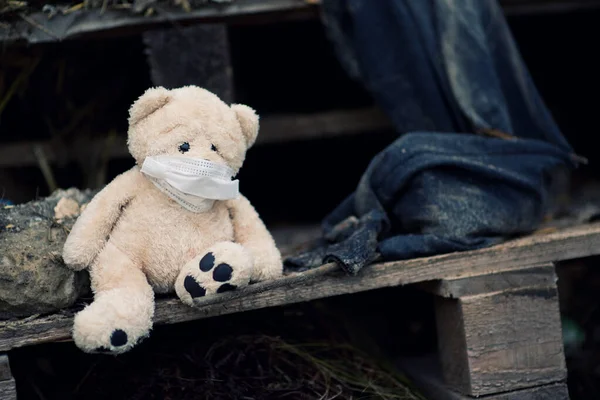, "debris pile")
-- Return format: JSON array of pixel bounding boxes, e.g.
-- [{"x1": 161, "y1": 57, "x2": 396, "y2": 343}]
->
[{"x1": 0, "y1": 188, "x2": 94, "y2": 319}]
